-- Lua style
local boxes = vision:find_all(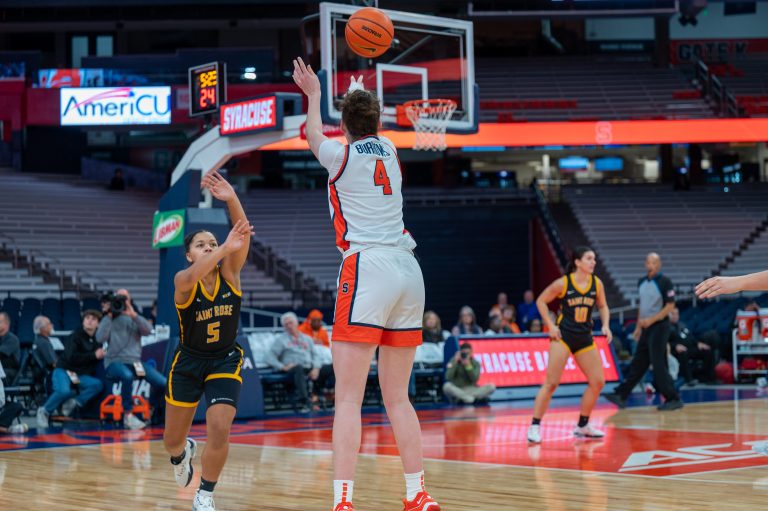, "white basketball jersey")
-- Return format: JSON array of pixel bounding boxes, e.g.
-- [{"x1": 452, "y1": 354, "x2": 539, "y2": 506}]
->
[{"x1": 320, "y1": 135, "x2": 416, "y2": 254}]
